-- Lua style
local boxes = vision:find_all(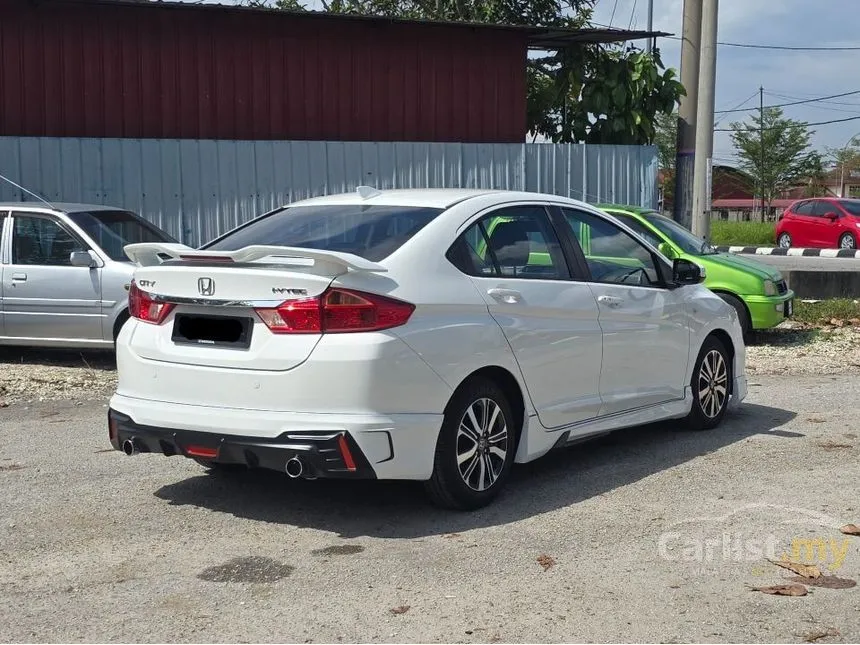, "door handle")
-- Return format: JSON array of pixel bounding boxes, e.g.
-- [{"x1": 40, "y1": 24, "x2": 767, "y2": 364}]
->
[
  {"x1": 597, "y1": 294, "x2": 623, "y2": 307},
  {"x1": 11, "y1": 273, "x2": 27, "y2": 282},
  {"x1": 487, "y1": 288, "x2": 522, "y2": 304}
]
